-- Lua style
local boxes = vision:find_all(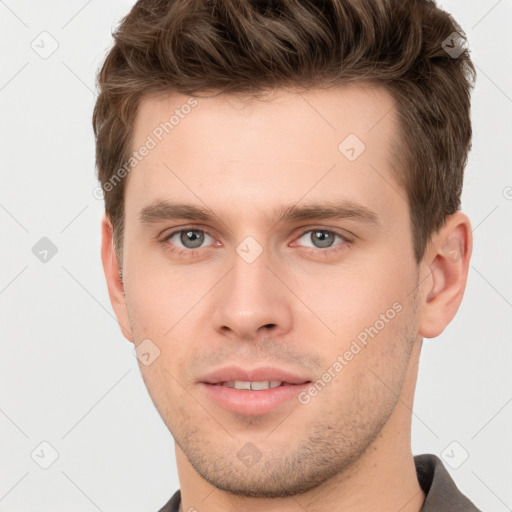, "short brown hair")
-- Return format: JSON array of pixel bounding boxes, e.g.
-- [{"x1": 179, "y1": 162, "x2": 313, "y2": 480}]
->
[{"x1": 93, "y1": 0, "x2": 475, "y2": 266}]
